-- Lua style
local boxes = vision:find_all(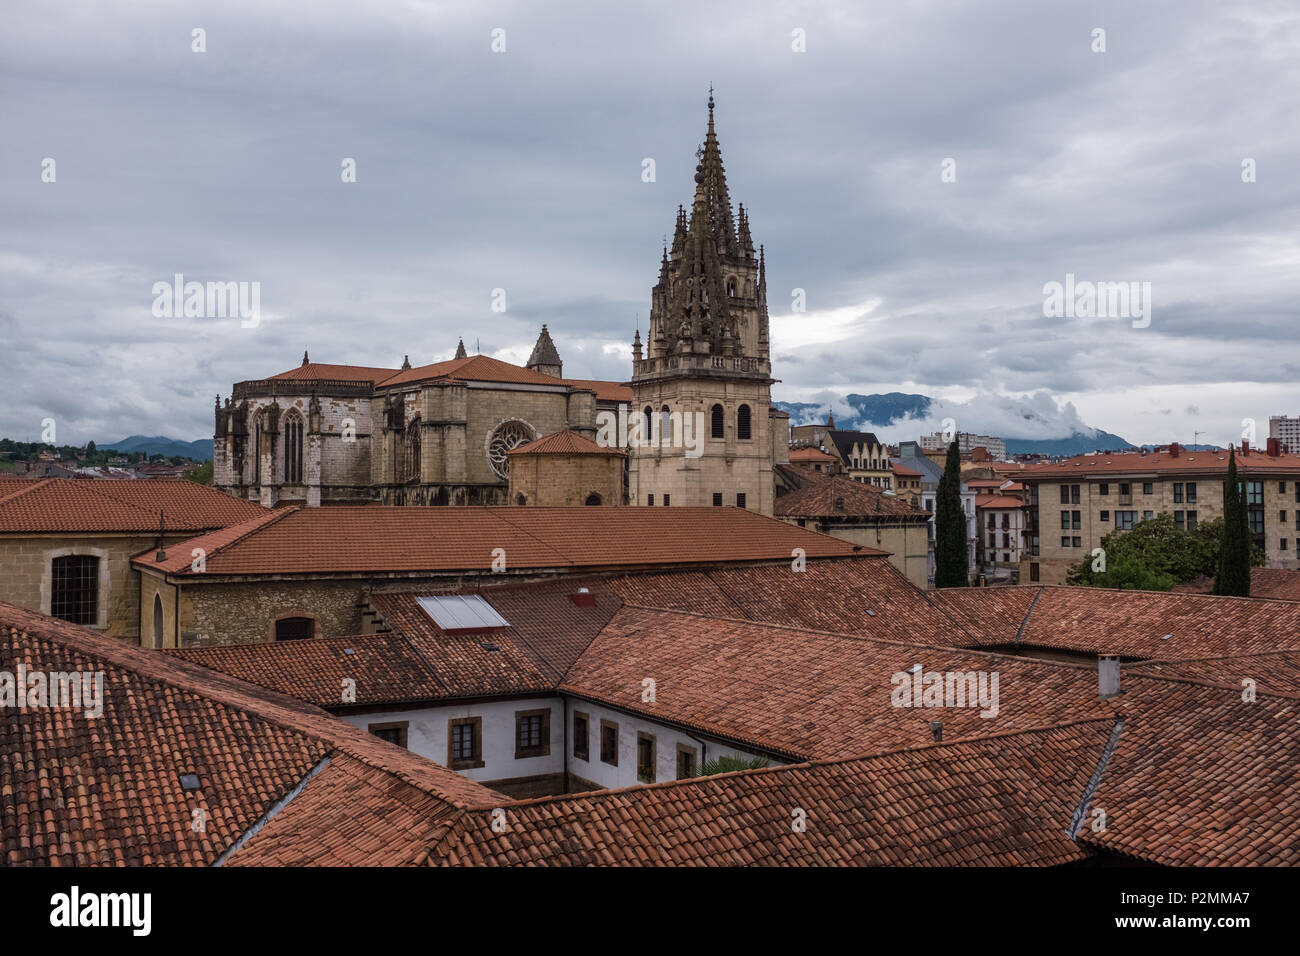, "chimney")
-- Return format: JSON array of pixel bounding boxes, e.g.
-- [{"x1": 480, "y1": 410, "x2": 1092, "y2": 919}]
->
[
  {"x1": 1241, "y1": 439, "x2": 1250, "y2": 455},
  {"x1": 1267, "y1": 437, "x2": 1281, "y2": 458},
  {"x1": 929, "y1": 720, "x2": 942, "y2": 742},
  {"x1": 1167, "y1": 442, "x2": 1181, "y2": 458},
  {"x1": 1098, "y1": 655, "x2": 1121, "y2": 698},
  {"x1": 568, "y1": 586, "x2": 596, "y2": 608}
]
